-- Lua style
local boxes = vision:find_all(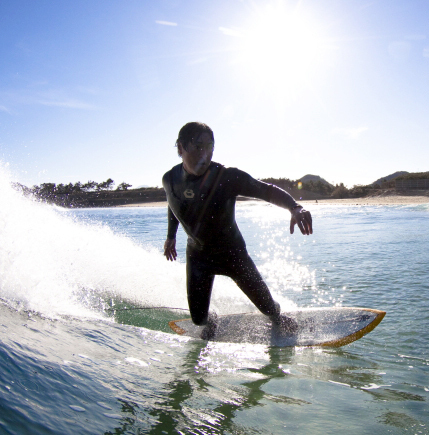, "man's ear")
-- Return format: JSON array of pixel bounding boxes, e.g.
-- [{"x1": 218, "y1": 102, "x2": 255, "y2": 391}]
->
[{"x1": 177, "y1": 142, "x2": 184, "y2": 157}]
